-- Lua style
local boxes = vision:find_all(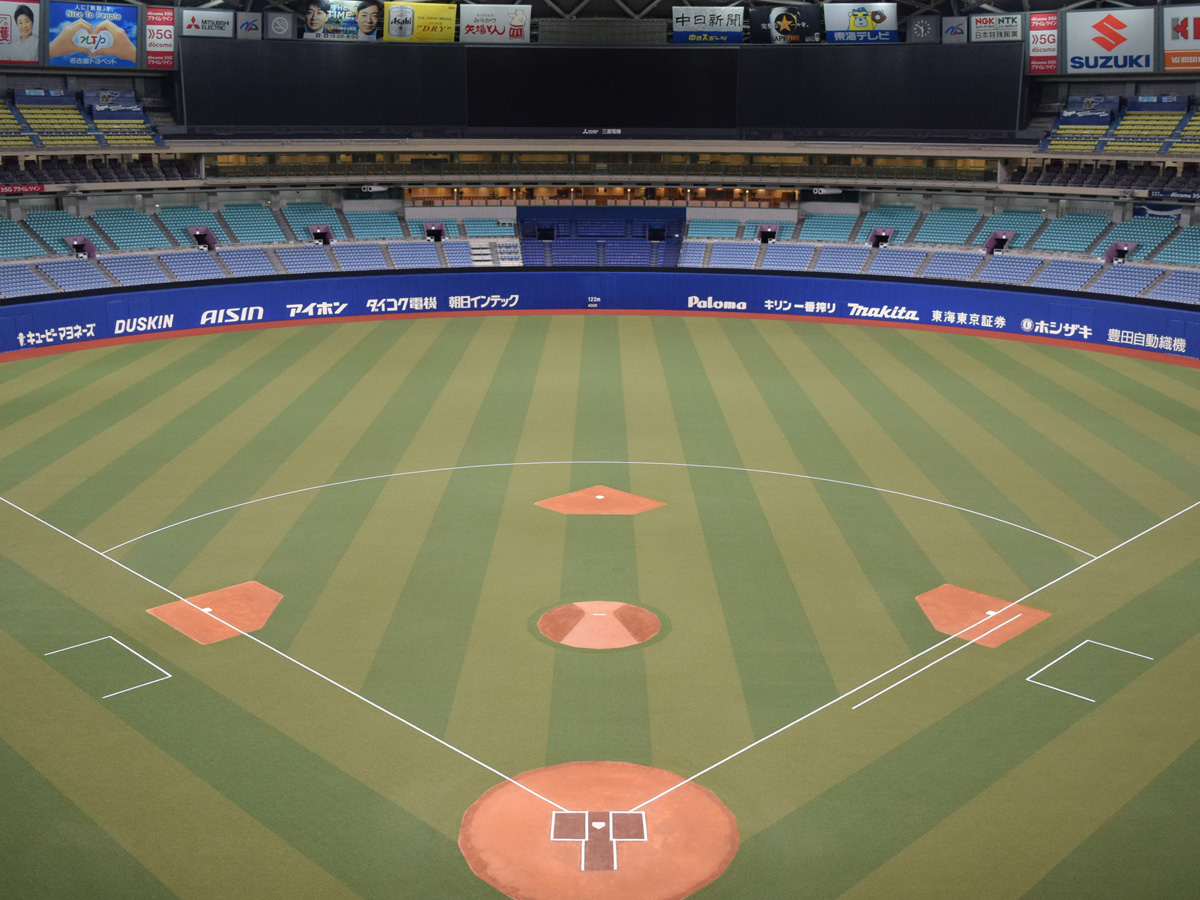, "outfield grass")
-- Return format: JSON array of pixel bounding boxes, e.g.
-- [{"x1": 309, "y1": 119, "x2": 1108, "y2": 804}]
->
[{"x1": 2, "y1": 315, "x2": 1199, "y2": 899}]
